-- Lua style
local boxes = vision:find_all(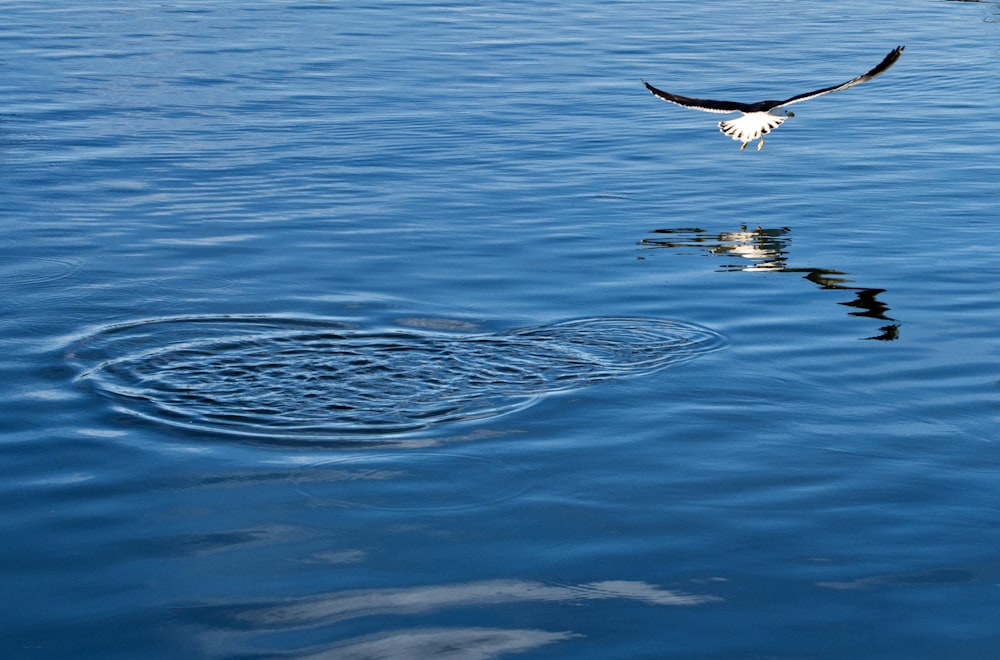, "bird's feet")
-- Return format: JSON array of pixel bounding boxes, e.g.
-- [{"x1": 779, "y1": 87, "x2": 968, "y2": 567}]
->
[
  {"x1": 757, "y1": 138, "x2": 764, "y2": 151},
  {"x1": 740, "y1": 141, "x2": 748, "y2": 151}
]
